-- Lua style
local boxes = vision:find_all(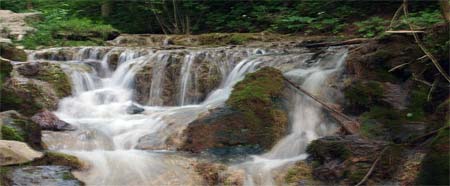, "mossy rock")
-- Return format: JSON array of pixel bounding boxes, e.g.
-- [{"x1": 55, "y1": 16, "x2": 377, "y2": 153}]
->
[
  {"x1": 284, "y1": 162, "x2": 320, "y2": 185},
  {"x1": 0, "y1": 111, "x2": 42, "y2": 149},
  {"x1": 0, "y1": 42, "x2": 27, "y2": 61},
  {"x1": 1, "y1": 78, "x2": 59, "y2": 116},
  {"x1": 181, "y1": 67, "x2": 288, "y2": 153},
  {"x1": 306, "y1": 137, "x2": 352, "y2": 164},
  {"x1": 16, "y1": 62, "x2": 72, "y2": 98},
  {"x1": 344, "y1": 80, "x2": 384, "y2": 114},
  {"x1": 416, "y1": 127, "x2": 450, "y2": 185},
  {"x1": 226, "y1": 67, "x2": 287, "y2": 148},
  {"x1": 33, "y1": 152, "x2": 84, "y2": 170}
]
